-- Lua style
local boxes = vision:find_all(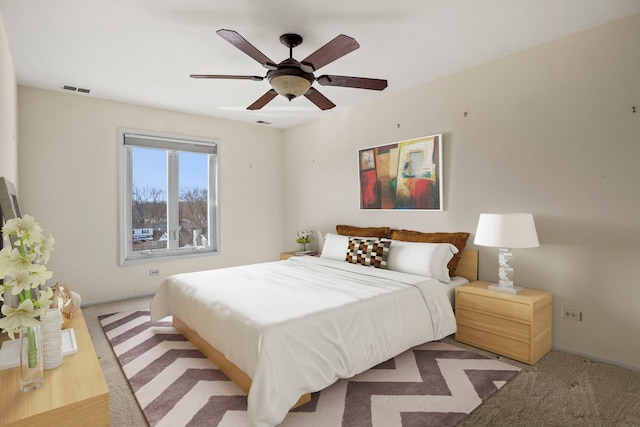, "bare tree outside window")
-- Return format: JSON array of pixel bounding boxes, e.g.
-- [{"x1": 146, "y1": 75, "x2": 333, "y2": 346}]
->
[
  {"x1": 132, "y1": 186, "x2": 166, "y2": 228},
  {"x1": 179, "y1": 186, "x2": 208, "y2": 247},
  {"x1": 131, "y1": 186, "x2": 167, "y2": 250}
]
